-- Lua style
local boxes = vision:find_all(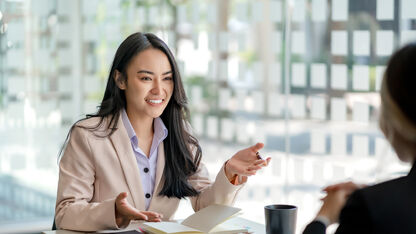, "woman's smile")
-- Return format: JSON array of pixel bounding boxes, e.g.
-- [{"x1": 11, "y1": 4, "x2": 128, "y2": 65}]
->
[{"x1": 145, "y1": 98, "x2": 164, "y2": 106}]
